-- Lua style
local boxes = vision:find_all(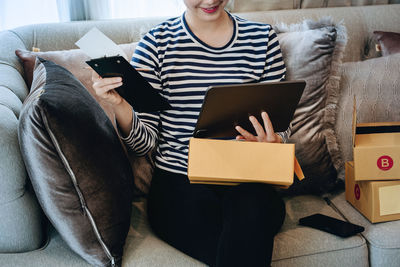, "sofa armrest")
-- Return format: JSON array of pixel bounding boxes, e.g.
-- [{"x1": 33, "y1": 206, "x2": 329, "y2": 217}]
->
[{"x1": 0, "y1": 30, "x2": 45, "y2": 252}]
